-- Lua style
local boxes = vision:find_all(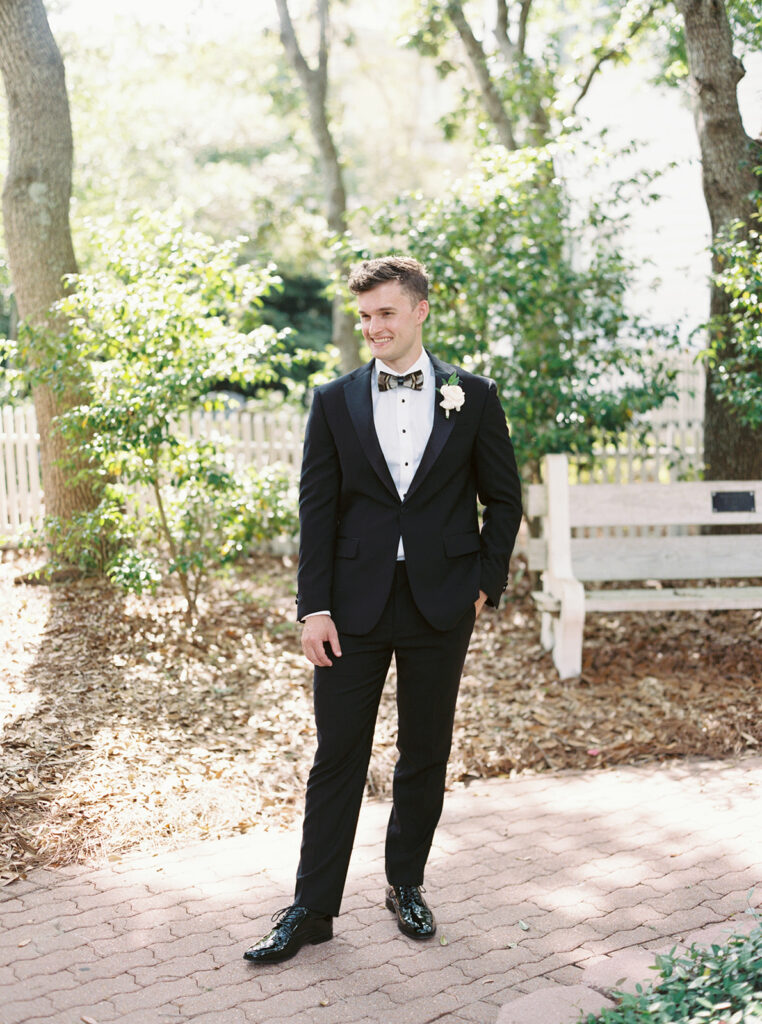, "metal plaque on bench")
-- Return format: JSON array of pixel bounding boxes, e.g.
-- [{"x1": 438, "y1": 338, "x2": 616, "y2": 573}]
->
[{"x1": 711, "y1": 490, "x2": 756, "y2": 513}]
